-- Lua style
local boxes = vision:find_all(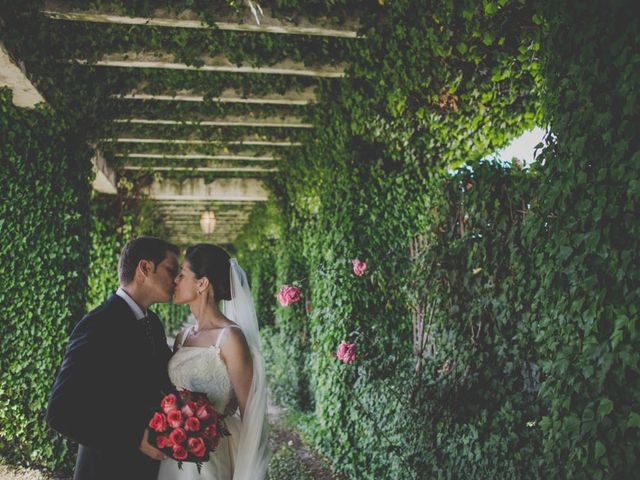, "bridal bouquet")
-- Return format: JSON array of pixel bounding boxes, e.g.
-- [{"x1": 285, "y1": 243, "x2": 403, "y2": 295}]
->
[{"x1": 148, "y1": 389, "x2": 230, "y2": 473}]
